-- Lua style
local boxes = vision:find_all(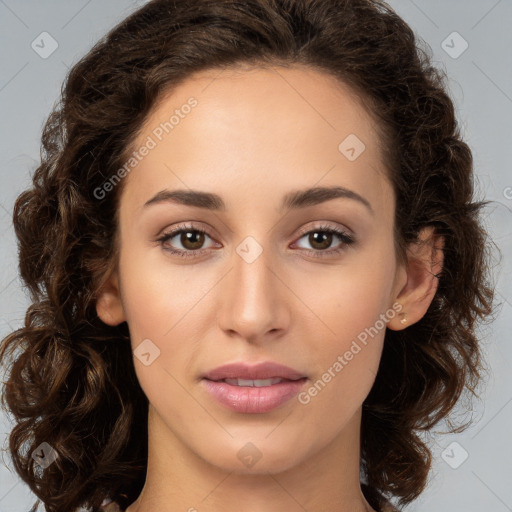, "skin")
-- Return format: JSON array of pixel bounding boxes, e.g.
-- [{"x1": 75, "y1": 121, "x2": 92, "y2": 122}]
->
[{"x1": 96, "y1": 64, "x2": 443, "y2": 512}]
